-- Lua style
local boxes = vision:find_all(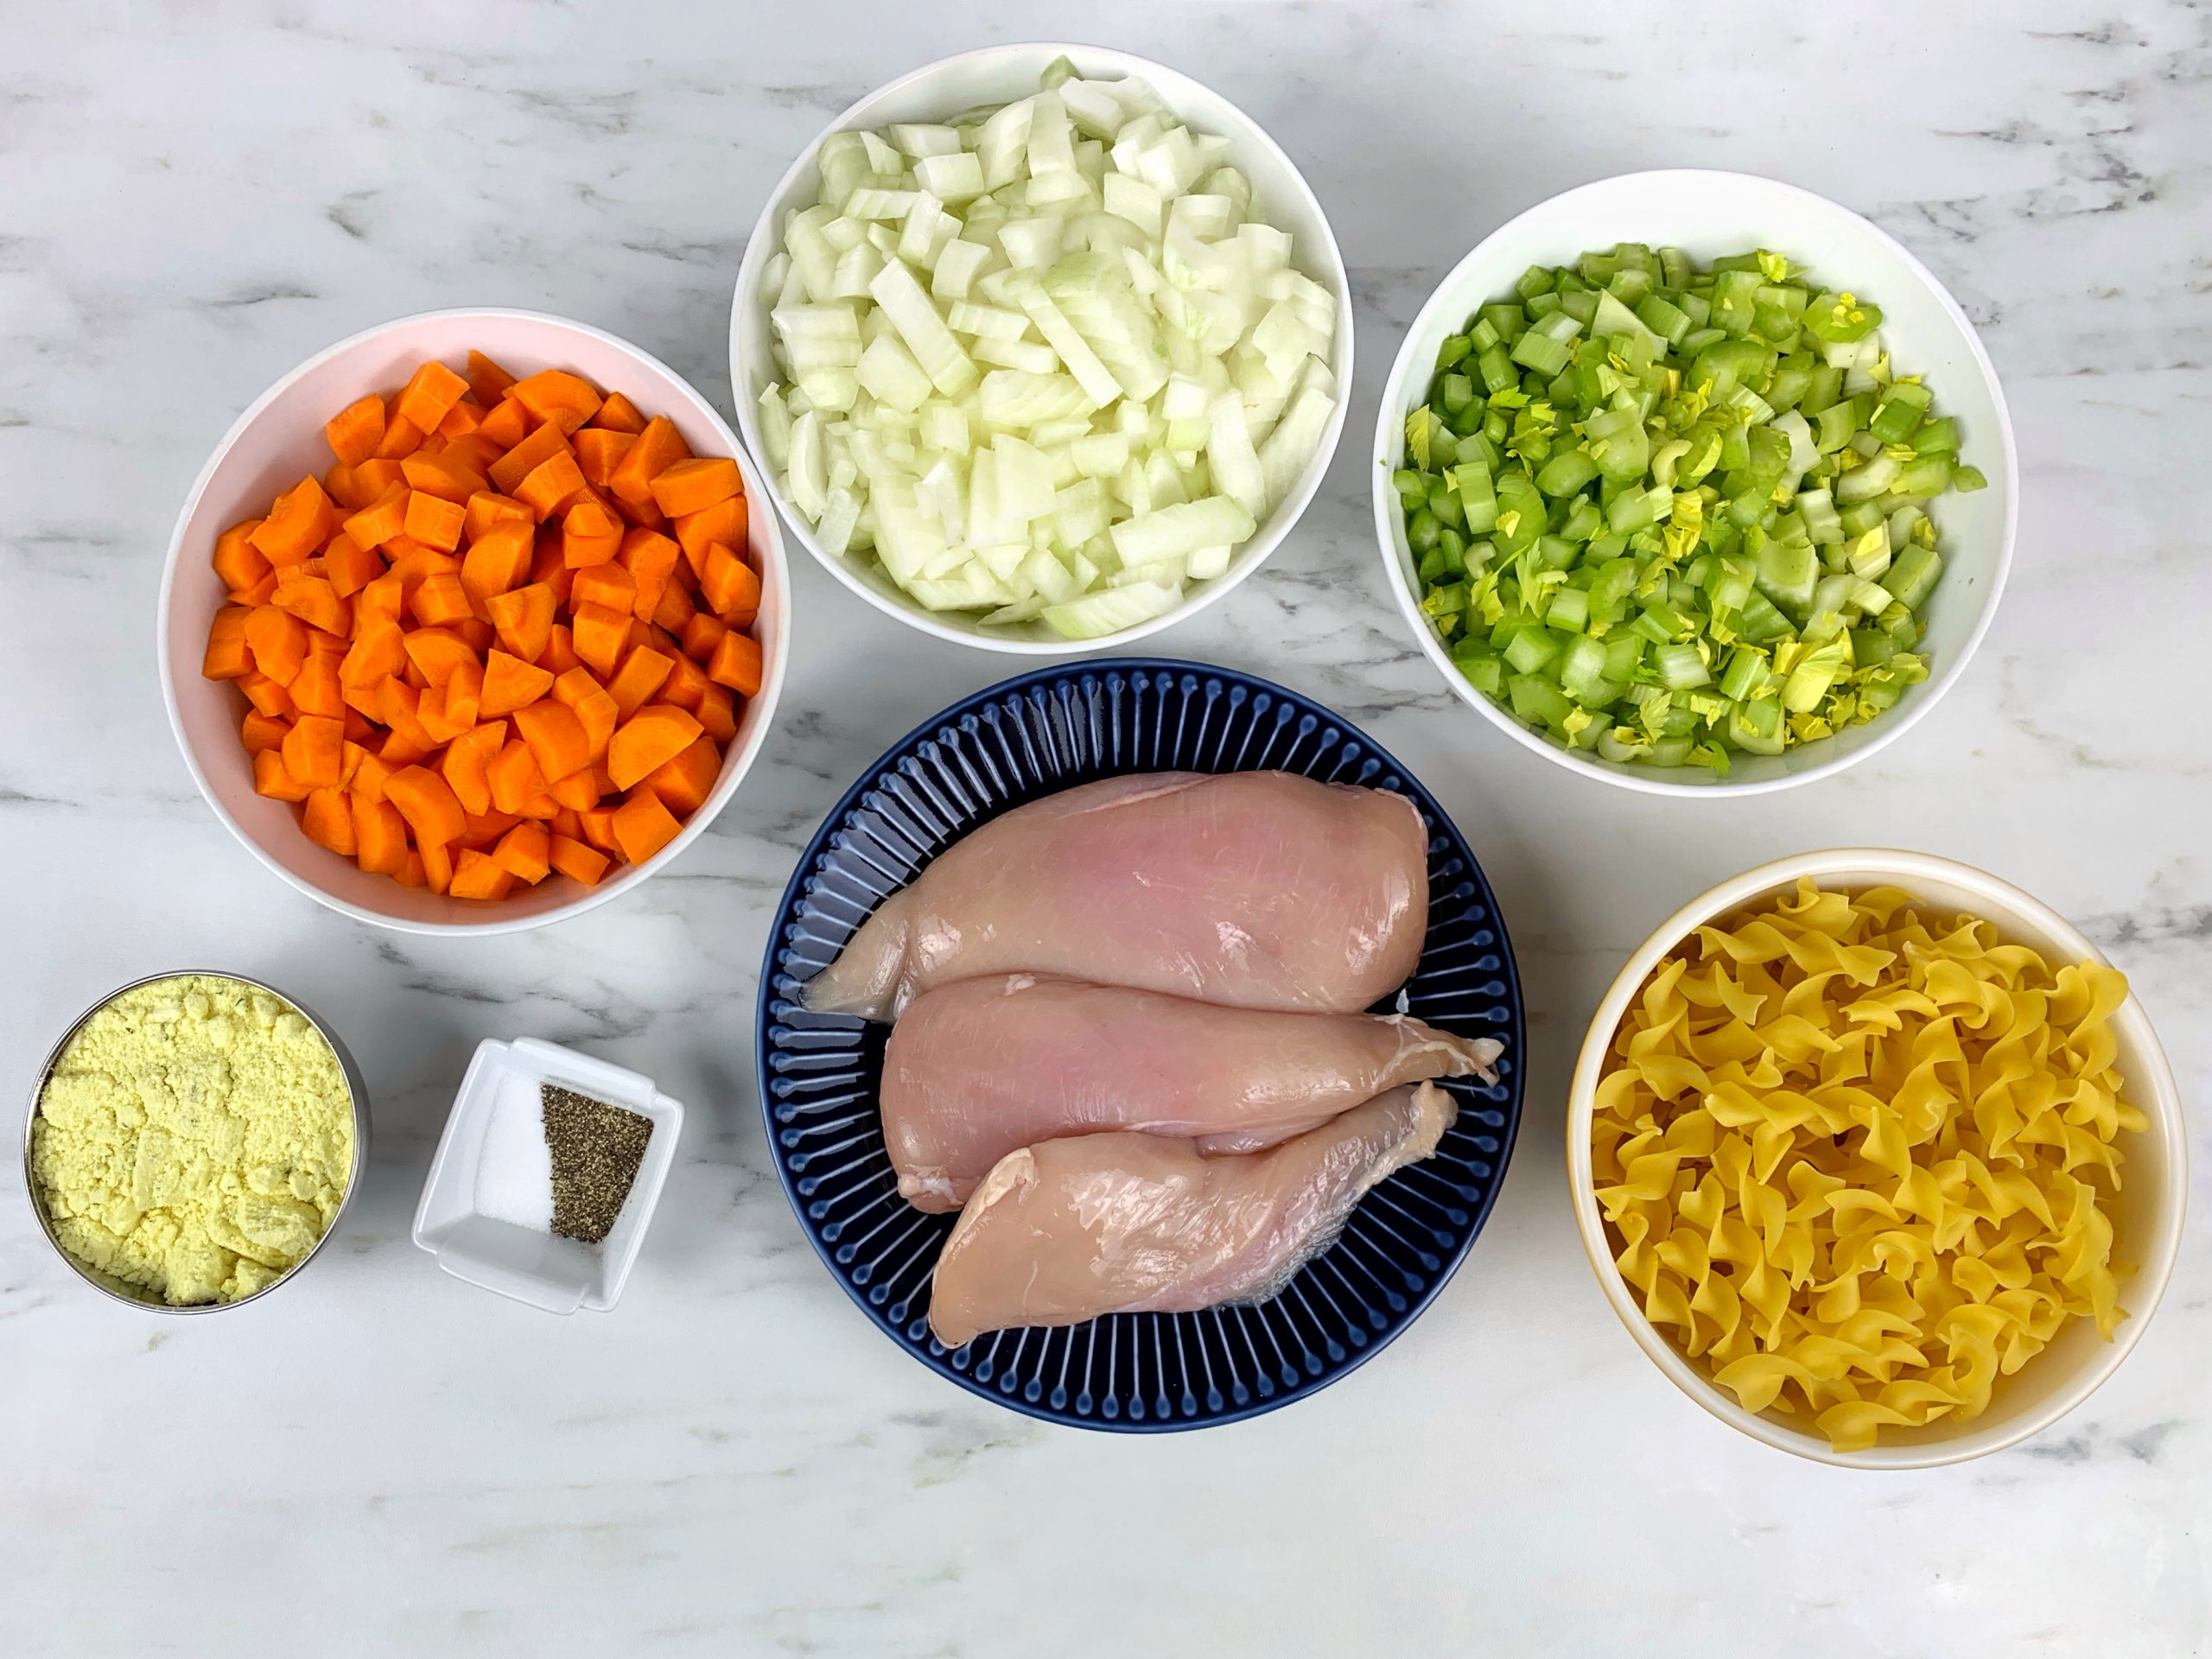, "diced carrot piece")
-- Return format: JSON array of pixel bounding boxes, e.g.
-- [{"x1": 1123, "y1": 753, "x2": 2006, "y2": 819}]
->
[
  {"x1": 250, "y1": 476, "x2": 339, "y2": 566},
  {"x1": 443, "y1": 658, "x2": 483, "y2": 730},
  {"x1": 574, "y1": 427, "x2": 635, "y2": 489},
  {"x1": 490, "y1": 821, "x2": 552, "y2": 882},
  {"x1": 409, "y1": 569, "x2": 474, "y2": 628},
  {"x1": 395, "y1": 359, "x2": 469, "y2": 435},
  {"x1": 548, "y1": 768, "x2": 601, "y2": 810},
  {"x1": 340, "y1": 619, "x2": 404, "y2": 690},
  {"x1": 641, "y1": 735, "x2": 721, "y2": 817},
  {"x1": 605, "y1": 646, "x2": 675, "y2": 720},
  {"x1": 239, "y1": 671, "x2": 295, "y2": 720},
  {"x1": 343, "y1": 480, "x2": 412, "y2": 551},
  {"x1": 552, "y1": 667, "x2": 620, "y2": 760},
  {"x1": 486, "y1": 738, "x2": 546, "y2": 816},
  {"x1": 403, "y1": 490, "x2": 467, "y2": 552},
  {"x1": 700, "y1": 543, "x2": 762, "y2": 622},
  {"x1": 353, "y1": 795, "x2": 410, "y2": 874},
  {"x1": 301, "y1": 785, "x2": 358, "y2": 855},
  {"x1": 462, "y1": 490, "x2": 531, "y2": 544},
  {"x1": 288, "y1": 649, "x2": 346, "y2": 718},
  {"x1": 479, "y1": 649, "x2": 552, "y2": 719},
  {"x1": 548, "y1": 833, "x2": 612, "y2": 886},
  {"x1": 516, "y1": 449, "x2": 588, "y2": 520},
  {"x1": 681, "y1": 613, "x2": 728, "y2": 665},
  {"x1": 478, "y1": 395, "x2": 530, "y2": 450},
  {"x1": 489, "y1": 421, "x2": 572, "y2": 498},
  {"x1": 253, "y1": 748, "x2": 311, "y2": 802},
  {"x1": 353, "y1": 457, "x2": 406, "y2": 500},
  {"x1": 444, "y1": 432, "x2": 504, "y2": 474},
  {"x1": 379, "y1": 728, "x2": 432, "y2": 766},
  {"x1": 438, "y1": 398, "x2": 485, "y2": 442},
  {"x1": 402, "y1": 449, "x2": 490, "y2": 503},
  {"x1": 459, "y1": 807, "x2": 522, "y2": 849},
  {"x1": 649, "y1": 456, "x2": 742, "y2": 518},
  {"x1": 325, "y1": 394, "x2": 386, "y2": 467},
  {"x1": 202, "y1": 607, "x2": 253, "y2": 680},
  {"x1": 321, "y1": 531, "x2": 385, "y2": 598},
  {"x1": 243, "y1": 604, "x2": 308, "y2": 683},
  {"x1": 323, "y1": 461, "x2": 369, "y2": 512},
  {"x1": 543, "y1": 622, "x2": 581, "y2": 674},
  {"x1": 570, "y1": 602, "x2": 630, "y2": 679},
  {"x1": 550, "y1": 805, "x2": 586, "y2": 840},
  {"x1": 578, "y1": 805, "x2": 622, "y2": 855},
  {"x1": 510, "y1": 369, "x2": 602, "y2": 435},
  {"x1": 398, "y1": 626, "x2": 472, "y2": 686},
  {"x1": 459, "y1": 520, "x2": 534, "y2": 616},
  {"x1": 486, "y1": 582, "x2": 556, "y2": 663},
  {"x1": 571, "y1": 563, "x2": 637, "y2": 619},
  {"x1": 611, "y1": 789, "x2": 682, "y2": 864},
  {"x1": 607, "y1": 702, "x2": 703, "y2": 791},
  {"x1": 416, "y1": 683, "x2": 469, "y2": 746},
  {"x1": 280, "y1": 713, "x2": 345, "y2": 787},
  {"x1": 590, "y1": 391, "x2": 648, "y2": 435},
  {"x1": 350, "y1": 574, "x2": 400, "y2": 632},
  {"x1": 512, "y1": 700, "x2": 591, "y2": 783},
  {"x1": 696, "y1": 683, "x2": 737, "y2": 744},
  {"x1": 378, "y1": 677, "x2": 439, "y2": 754},
  {"x1": 613, "y1": 526, "x2": 680, "y2": 621},
  {"x1": 608, "y1": 416, "x2": 690, "y2": 515},
  {"x1": 440, "y1": 719, "x2": 507, "y2": 817},
  {"x1": 375, "y1": 414, "x2": 425, "y2": 461},
  {"x1": 466, "y1": 350, "x2": 517, "y2": 407},
  {"x1": 351, "y1": 746, "x2": 395, "y2": 804},
  {"x1": 212, "y1": 518, "x2": 272, "y2": 593},
  {"x1": 706, "y1": 632, "x2": 765, "y2": 697},
  {"x1": 418, "y1": 835, "x2": 454, "y2": 894},
  {"x1": 385, "y1": 765, "x2": 467, "y2": 847},
  {"x1": 340, "y1": 708, "x2": 375, "y2": 750},
  {"x1": 241, "y1": 709, "x2": 289, "y2": 754},
  {"x1": 229, "y1": 569, "x2": 280, "y2": 607},
  {"x1": 448, "y1": 849, "x2": 515, "y2": 900},
  {"x1": 385, "y1": 542, "x2": 461, "y2": 591},
  {"x1": 673, "y1": 495, "x2": 747, "y2": 572},
  {"x1": 659, "y1": 652, "x2": 710, "y2": 712},
  {"x1": 273, "y1": 575, "x2": 351, "y2": 639},
  {"x1": 561, "y1": 499, "x2": 624, "y2": 569},
  {"x1": 652, "y1": 577, "x2": 697, "y2": 636}
]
